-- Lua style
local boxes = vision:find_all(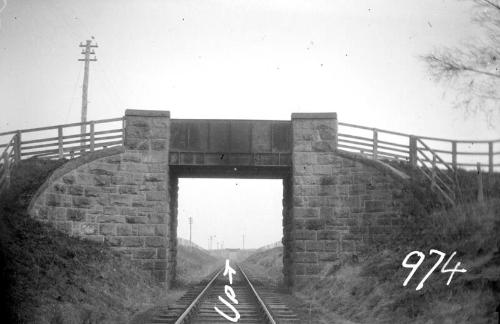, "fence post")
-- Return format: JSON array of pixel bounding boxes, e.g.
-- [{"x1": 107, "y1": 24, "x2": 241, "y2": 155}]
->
[
  {"x1": 58, "y1": 126, "x2": 64, "y2": 159},
  {"x1": 409, "y1": 136, "x2": 417, "y2": 168},
  {"x1": 431, "y1": 155, "x2": 437, "y2": 191},
  {"x1": 14, "y1": 131, "x2": 21, "y2": 162},
  {"x1": 90, "y1": 121, "x2": 95, "y2": 152},
  {"x1": 372, "y1": 129, "x2": 378, "y2": 160},
  {"x1": 452, "y1": 141, "x2": 457, "y2": 170},
  {"x1": 489, "y1": 141, "x2": 493, "y2": 175},
  {"x1": 2, "y1": 151, "x2": 10, "y2": 189},
  {"x1": 80, "y1": 122, "x2": 86, "y2": 154},
  {"x1": 477, "y1": 162, "x2": 484, "y2": 204},
  {"x1": 122, "y1": 117, "x2": 126, "y2": 144}
]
